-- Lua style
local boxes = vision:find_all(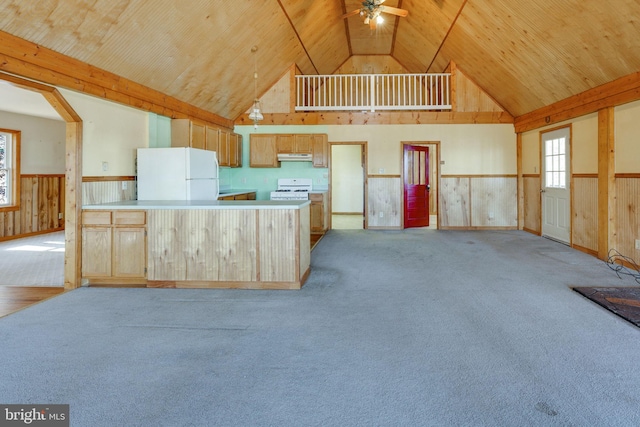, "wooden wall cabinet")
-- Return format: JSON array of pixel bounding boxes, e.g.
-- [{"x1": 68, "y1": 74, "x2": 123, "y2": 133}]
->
[
  {"x1": 312, "y1": 134, "x2": 328, "y2": 167},
  {"x1": 310, "y1": 192, "x2": 329, "y2": 234},
  {"x1": 277, "y1": 134, "x2": 312, "y2": 154},
  {"x1": 171, "y1": 119, "x2": 205, "y2": 149},
  {"x1": 174, "y1": 120, "x2": 241, "y2": 167},
  {"x1": 250, "y1": 134, "x2": 279, "y2": 167},
  {"x1": 251, "y1": 133, "x2": 328, "y2": 168},
  {"x1": 82, "y1": 210, "x2": 147, "y2": 285}
]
